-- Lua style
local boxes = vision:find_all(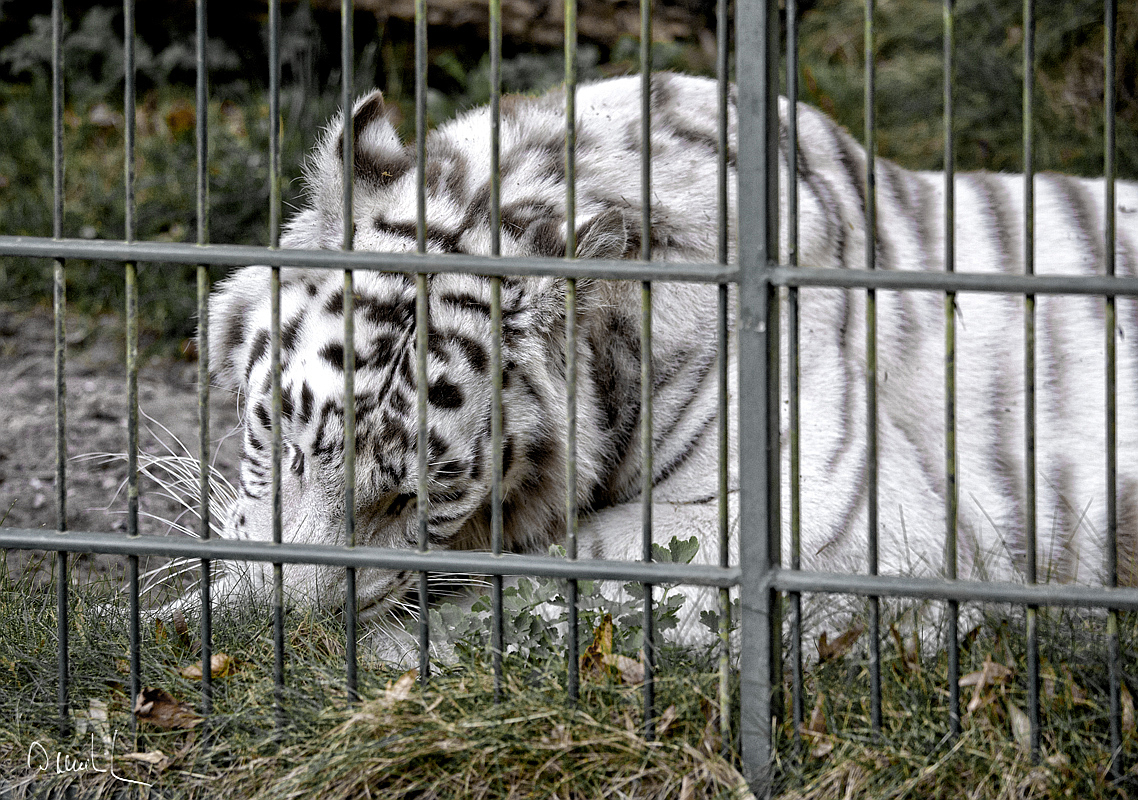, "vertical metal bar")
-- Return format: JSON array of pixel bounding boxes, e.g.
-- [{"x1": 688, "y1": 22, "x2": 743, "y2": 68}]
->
[
  {"x1": 716, "y1": 0, "x2": 733, "y2": 755},
  {"x1": 639, "y1": 0, "x2": 656, "y2": 740},
  {"x1": 195, "y1": 0, "x2": 213, "y2": 722},
  {"x1": 415, "y1": 0, "x2": 430, "y2": 685},
  {"x1": 123, "y1": 0, "x2": 142, "y2": 731},
  {"x1": 563, "y1": 0, "x2": 581, "y2": 706},
  {"x1": 268, "y1": 0, "x2": 286, "y2": 730},
  {"x1": 340, "y1": 0, "x2": 359, "y2": 705},
  {"x1": 51, "y1": 0, "x2": 69, "y2": 738},
  {"x1": 737, "y1": 0, "x2": 781, "y2": 783},
  {"x1": 489, "y1": 0, "x2": 505, "y2": 703},
  {"x1": 1104, "y1": 0, "x2": 1122, "y2": 779},
  {"x1": 785, "y1": 0, "x2": 804, "y2": 755},
  {"x1": 1022, "y1": 0, "x2": 1040, "y2": 762},
  {"x1": 943, "y1": 0, "x2": 961, "y2": 739},
  {"x1": 863, "y1": 0, "x2": 882, "y2": 737}
]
